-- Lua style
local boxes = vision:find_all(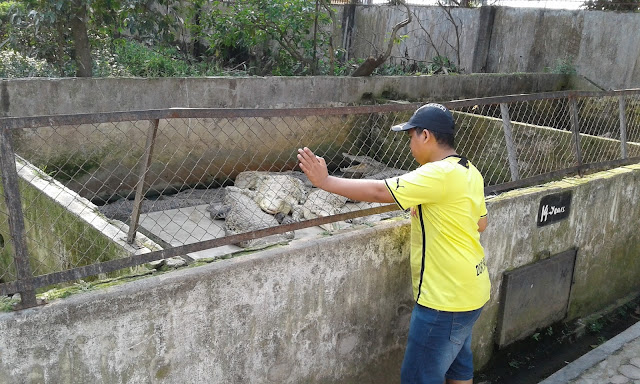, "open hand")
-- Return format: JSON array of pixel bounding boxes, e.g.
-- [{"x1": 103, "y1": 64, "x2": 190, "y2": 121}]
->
[{"x1": 297, "y1": 147, "x2": 329, "y2": 188}]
